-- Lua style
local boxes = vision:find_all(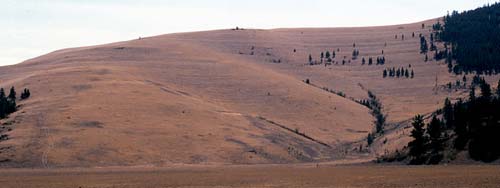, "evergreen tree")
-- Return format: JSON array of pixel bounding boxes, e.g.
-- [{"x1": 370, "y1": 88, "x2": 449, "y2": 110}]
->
[
  {"x1": 8, "y1": 86, "x2": 16, "y2": 101},
  {"x1": 405, "y1": 69, "x2": 409, "y2": 78},
  {"x1": 308, "y1": 54, "x2": 313, "y2": 64},
  {"x1": 427, "y1": 116, "x2": 443, "y2": 151},
  {"x1": 325, "y1": 51, "x2": 331, "y2": 59},
  {"x1": 469, "y1": 86, "x2": 476, "y2": 101},
  {"x1": 496, "y1": 79, "x2": 500, "y2": 97},
  {"x1": 408, "y1": 115, "x2": 428, "y2": 164},
  {"x1": 479, "y1": 80, "x2": 492, "y2": 99},
  {"x1": 368, "y1": 57, "x2": 373, "y2": 65},
  {"x1": 362, "y1": 57, "x2": 366, "y2": 65},
  {"x1": 367, "y1": 133, "x2": 374, "y2": 146},
  {"x1": 0, "y1": 88, "x2": 5, "y2": 99},
  {"x1": 443, "y1": 98, "x2": 453, "y2": 129},
  {"x1": 20, "y1": 88, "x2": 31, "y2": 100},
  {"x1": 383, "y1": 70, "x2": 388, "y2": 78},
  {"x1": 427, "y1": 115, "x2": 444, "y2": 164},
  {"x1": 420, "y1": 36, "x2": 428, "y2": 54},
  {"x1": 411, "y1": 70, "x2": 414, "y2": 78}
]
